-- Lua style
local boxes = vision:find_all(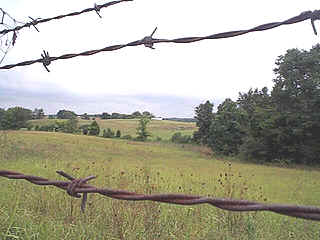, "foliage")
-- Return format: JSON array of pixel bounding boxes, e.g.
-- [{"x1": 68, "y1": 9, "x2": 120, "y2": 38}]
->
[
  {"x1": 32, "y1": 108, "x2": 45, "y2": 120},
  {"x1": 89, "y1": 120, "x2": 100, "y2": 136},
  {"x1": 56, "y1": 109, "x2": 77, "y2": 119},
  {"x1": 136, "y1": 117, "x2": 151, "y2": 141},
  {"x1": 55, "y1": 118, "x2": 78, "y2": 133},
  {"x1": 193, "y1": 45, "x2": 320, "y2": 165},
  {"x1": 79, "y1": 124, "x2": 90, "y2": 135},
  {"x1": 121, "y1": 134, "x2": 132, "y2": 140},
  {"x1": 116, "y1": 129, "x2": 121, "y2": 138},
  {"x1": 103, "y1": 128, "x2": 115, "y2": 138},
  {"x1": 1, "y1": 107, "x2": 32, "y2": 130},
  {"x1": 81, "y1": 113, "x2": 90, "y2": 120},
  {"x1": 208, "y1": 99, "x2": 246, "y2": 155},
  {"x1": 193, "y1": 100, "x2": 214, "y2": 144},
  {"x1": 171, "y1": 132, "x2": 192, "y2": 144}
]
